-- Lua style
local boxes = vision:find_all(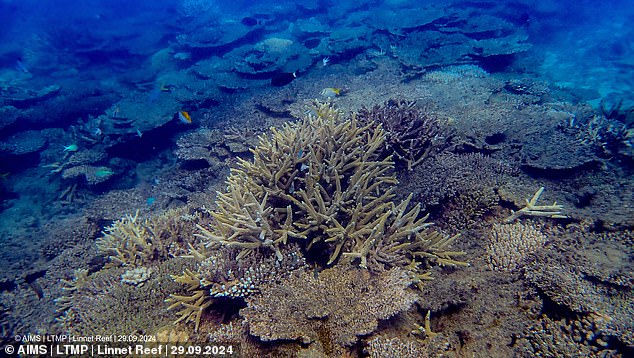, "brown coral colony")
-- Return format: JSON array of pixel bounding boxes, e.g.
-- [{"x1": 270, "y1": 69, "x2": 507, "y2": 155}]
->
[{"x1": 167, "y1": 102, "x2": 466, "y2": 338}]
